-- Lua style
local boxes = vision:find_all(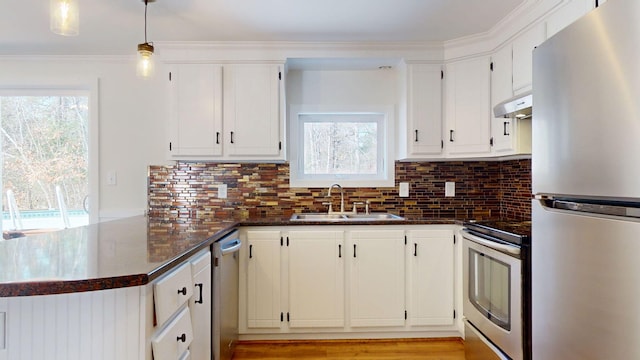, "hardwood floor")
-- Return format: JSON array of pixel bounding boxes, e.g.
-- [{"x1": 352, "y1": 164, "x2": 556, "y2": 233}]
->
[{"x1": 232, "y1": 338, "x2": 465, "y2": 360}]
